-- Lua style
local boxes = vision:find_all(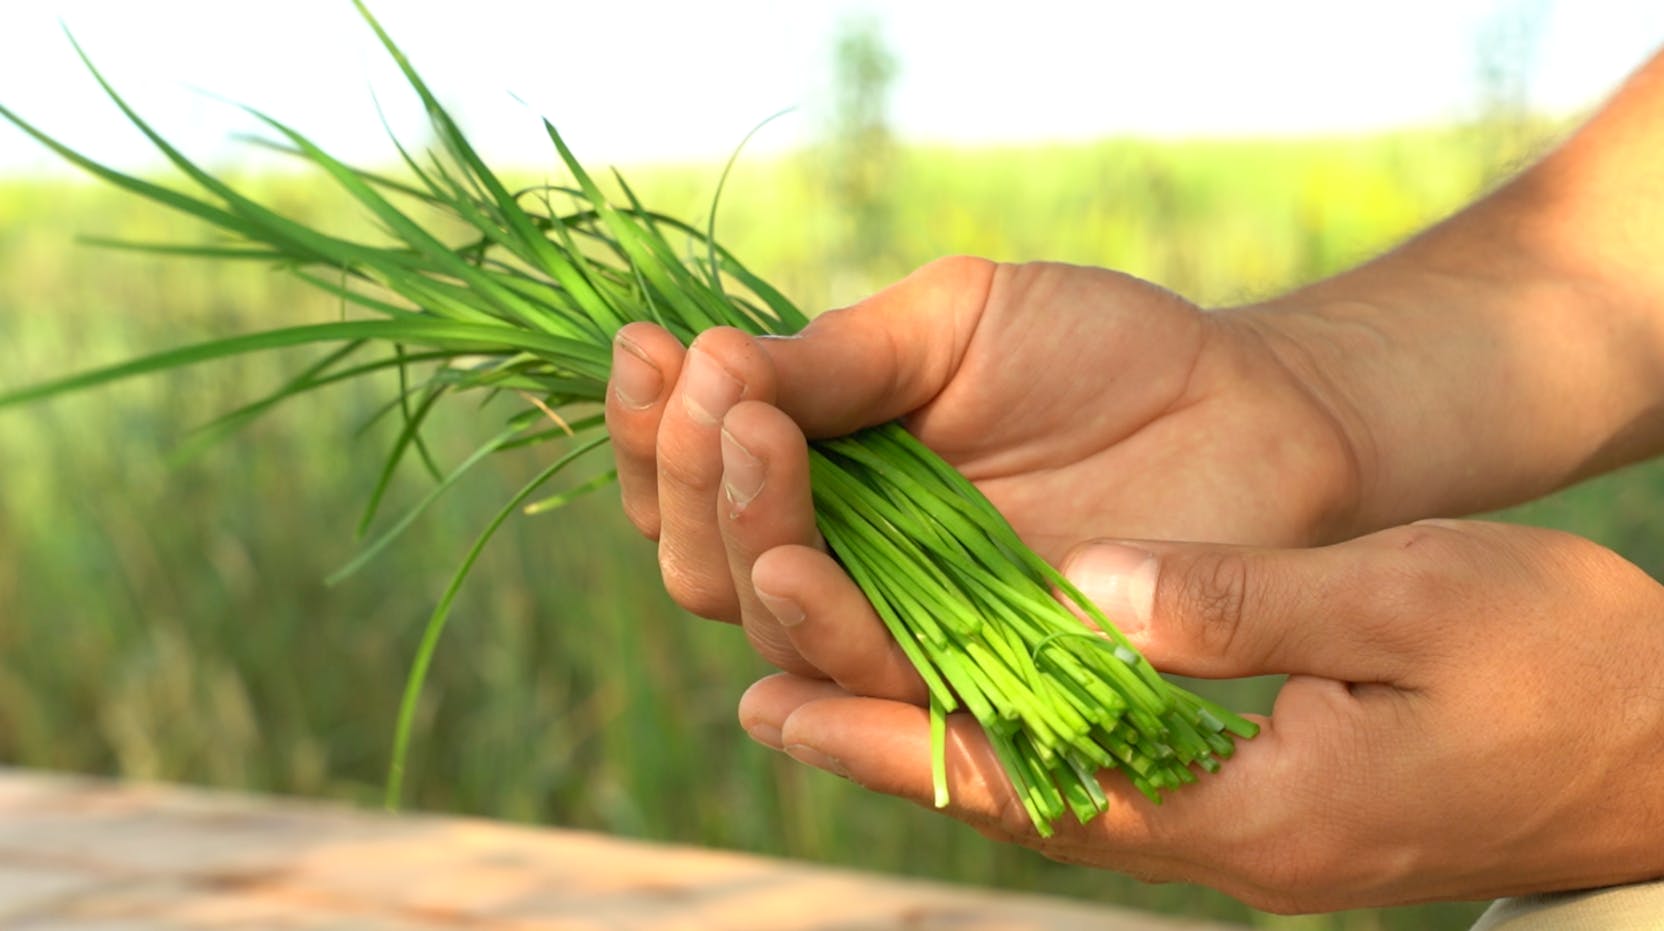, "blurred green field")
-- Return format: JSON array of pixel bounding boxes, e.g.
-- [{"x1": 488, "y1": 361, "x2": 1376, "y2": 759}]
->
[{"x1": 2, "y1": 123, "x2": 1646, "y2": 931}]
